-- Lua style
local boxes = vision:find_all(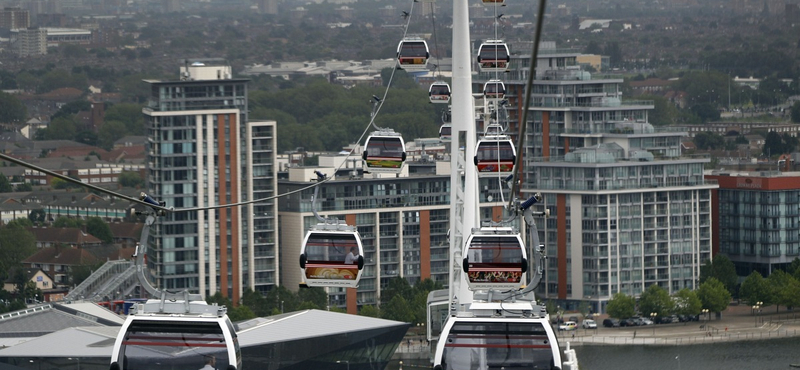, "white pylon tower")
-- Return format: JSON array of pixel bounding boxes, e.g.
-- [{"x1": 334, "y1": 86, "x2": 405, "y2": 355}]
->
[{"x1": 447, "y1": 0, "x2": 478, "y2": 316}]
